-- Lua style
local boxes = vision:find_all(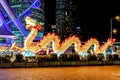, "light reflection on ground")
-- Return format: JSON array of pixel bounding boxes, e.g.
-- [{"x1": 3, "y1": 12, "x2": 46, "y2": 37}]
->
[{"x1": 0, "y1": 66, "x2": 120, "y2": 80}]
